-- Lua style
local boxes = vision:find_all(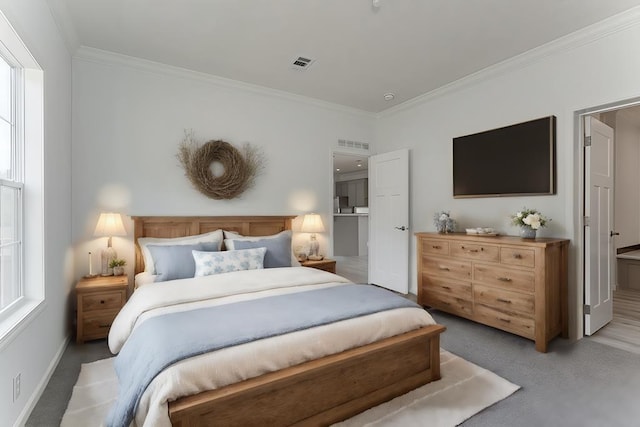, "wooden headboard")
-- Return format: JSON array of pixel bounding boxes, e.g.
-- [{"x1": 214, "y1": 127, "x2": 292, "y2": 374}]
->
[{"x1": 132, "y1": 215, "x2": 296, "y2": 274}]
